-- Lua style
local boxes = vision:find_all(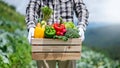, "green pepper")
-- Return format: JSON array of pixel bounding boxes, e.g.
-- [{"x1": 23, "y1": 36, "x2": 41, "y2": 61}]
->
[{"x1": 45, "y1": 25, "x2": 56, "y2": 38}]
